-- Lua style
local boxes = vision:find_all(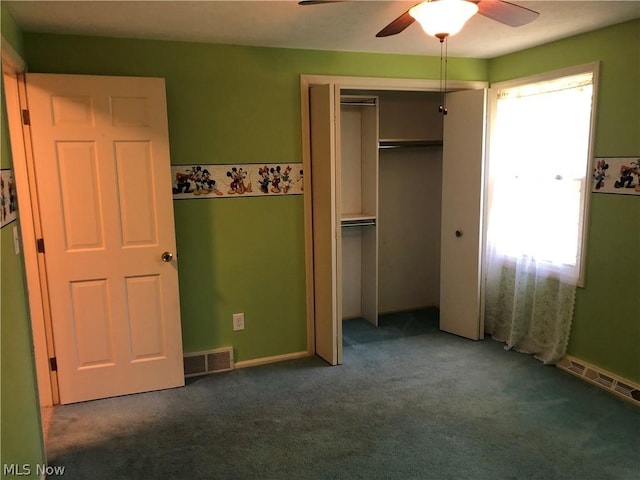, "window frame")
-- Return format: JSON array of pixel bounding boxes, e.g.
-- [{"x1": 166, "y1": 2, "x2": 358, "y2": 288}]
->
[{"x1": 487, "y1": 62, "x2": 600, "y2": 287}]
